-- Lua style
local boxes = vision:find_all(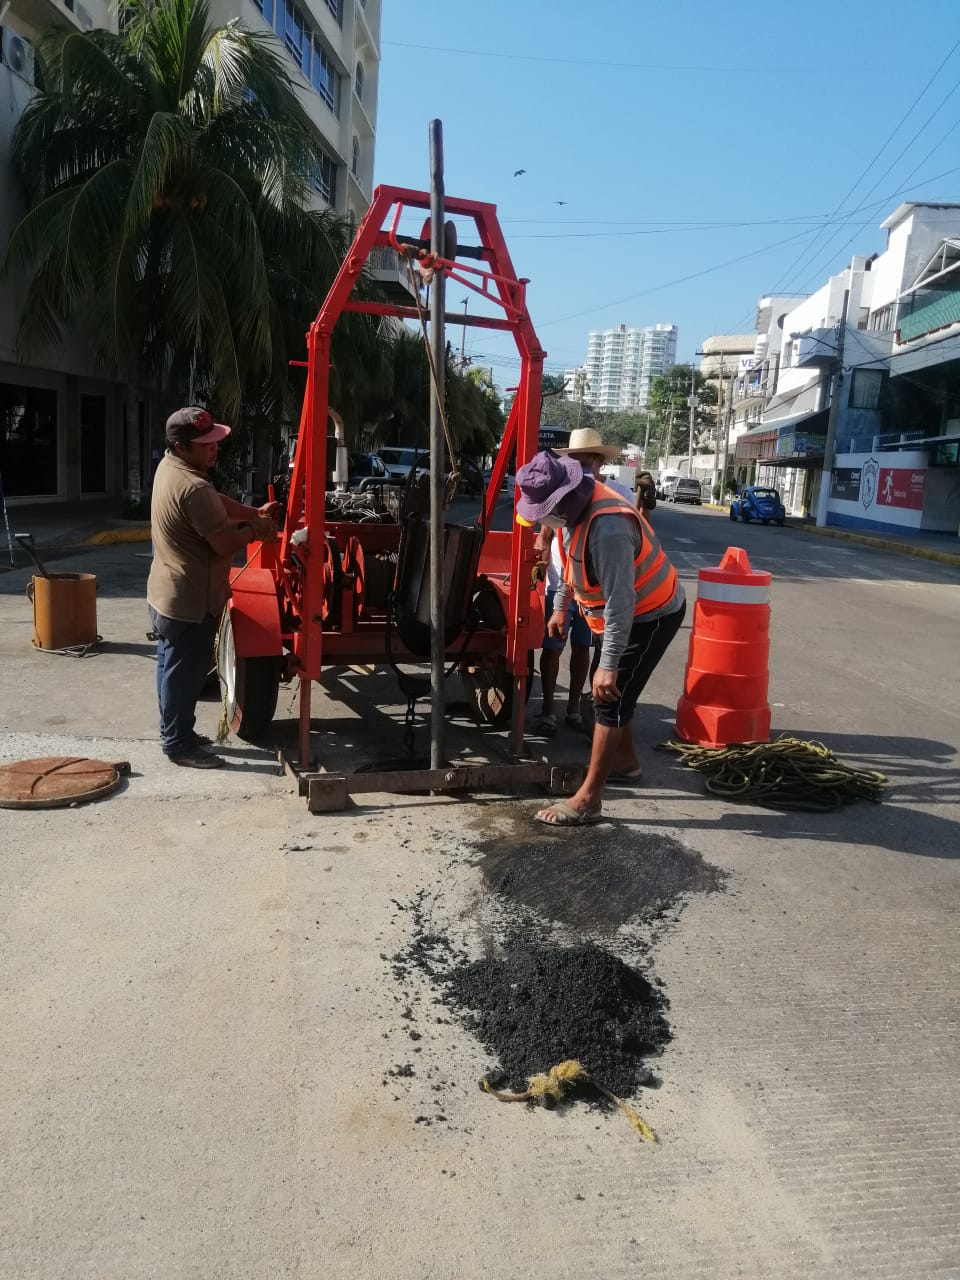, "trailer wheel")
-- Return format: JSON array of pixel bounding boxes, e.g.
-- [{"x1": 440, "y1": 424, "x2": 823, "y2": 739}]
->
[
  {"x1": 217, "y1": 608, "x2": 282, "y2": 740},
  {"x1": 460, "y1": 652, "x2": 534, "y2": 726}
]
